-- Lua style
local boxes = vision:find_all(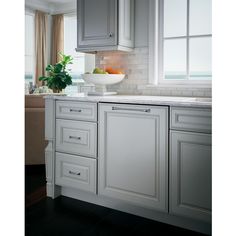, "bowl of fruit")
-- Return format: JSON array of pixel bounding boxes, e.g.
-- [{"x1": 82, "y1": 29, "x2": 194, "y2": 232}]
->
[{"x1": 81, "y1": 67, "x2": 125, "y2": 96}]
